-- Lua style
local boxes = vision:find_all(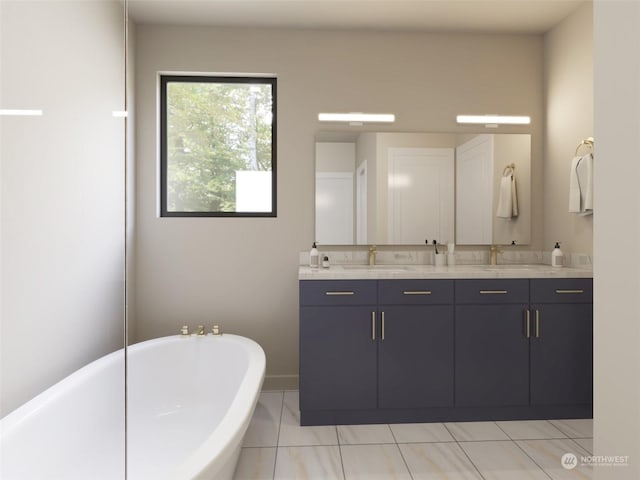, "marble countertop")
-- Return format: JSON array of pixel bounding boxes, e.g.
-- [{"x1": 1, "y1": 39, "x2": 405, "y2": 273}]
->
[{"x1": 299, "y1": 264, "x2": 593, "y2": 280}]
